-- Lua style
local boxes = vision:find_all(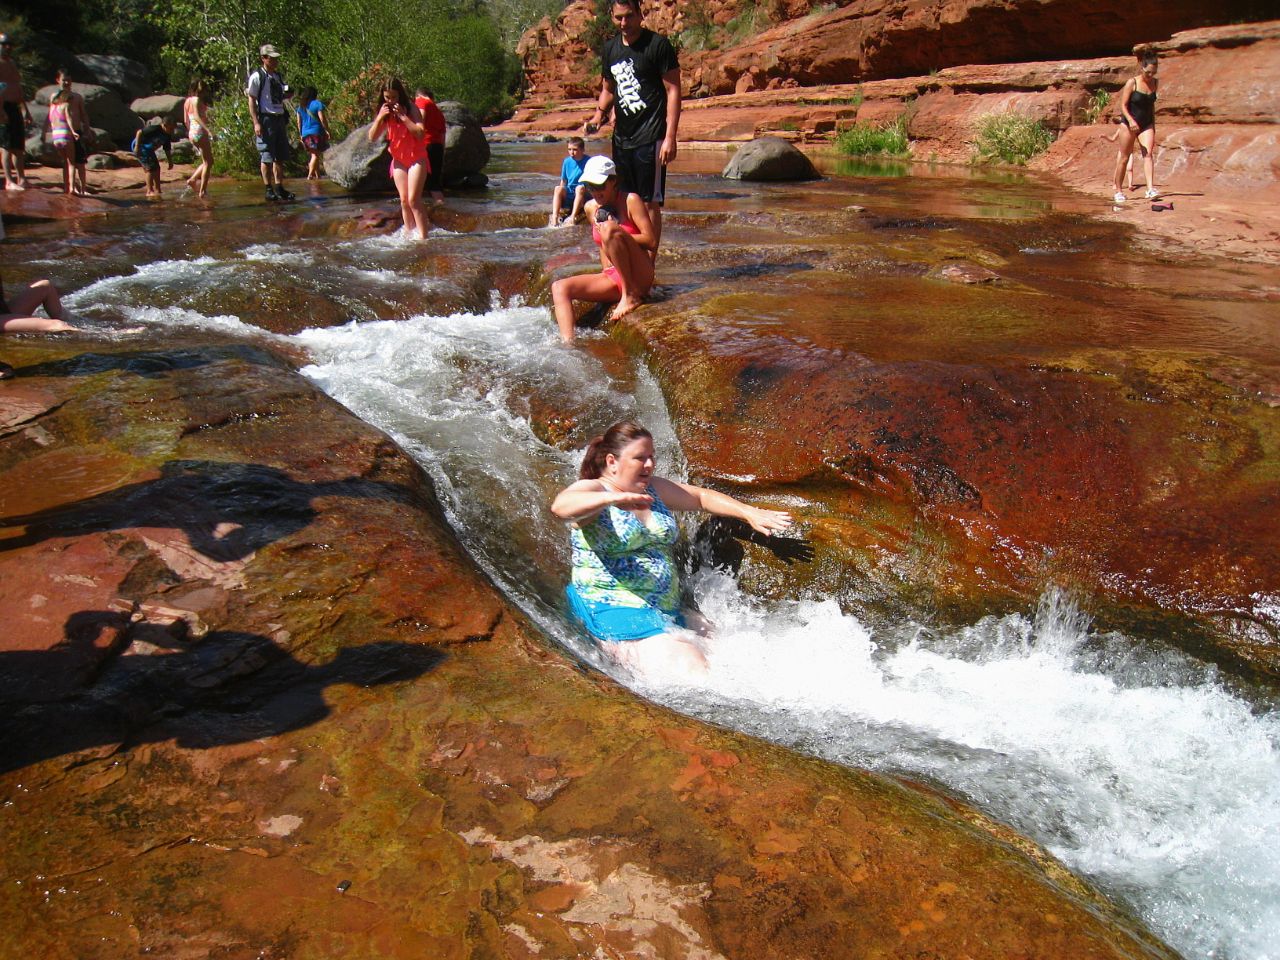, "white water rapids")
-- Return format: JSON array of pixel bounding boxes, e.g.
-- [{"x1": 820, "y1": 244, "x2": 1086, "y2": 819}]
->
[{"x1": 62, "y1": 231, "x2": 1280, "y2": 960}]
